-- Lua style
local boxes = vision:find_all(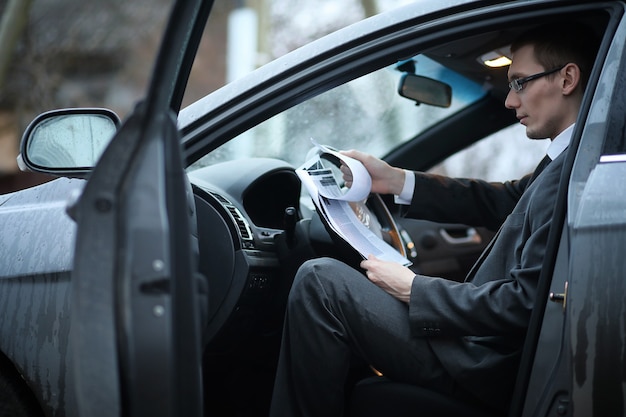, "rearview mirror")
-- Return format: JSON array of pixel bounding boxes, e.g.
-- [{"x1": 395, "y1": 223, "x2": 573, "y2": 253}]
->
[
  {"x1": 18, "y1": 108, "x2": 120, "y2": 176},
  {"x1": 398, "y1": 73, "x2": 452, "y2": 108}
]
